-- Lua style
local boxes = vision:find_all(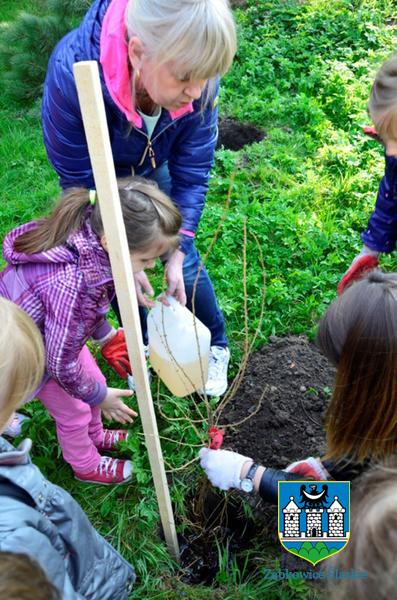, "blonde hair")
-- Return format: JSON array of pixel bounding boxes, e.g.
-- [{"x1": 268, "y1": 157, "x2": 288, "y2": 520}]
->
[
  {"x1": 125, "y1": 0, "x2": 237, "y2": 103},
  {"x1": 329, "y1": 463, "x2": 397, "y2": 599},
  {"x1": 368, "y1": 54, "x2": 397, "y2": 140},
  {"x1": 0, "y1": 552, "x2": 60, "y2": 599},
  {"x1": 0, "y1": 299, "x2": 45, "y2": 432}
]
